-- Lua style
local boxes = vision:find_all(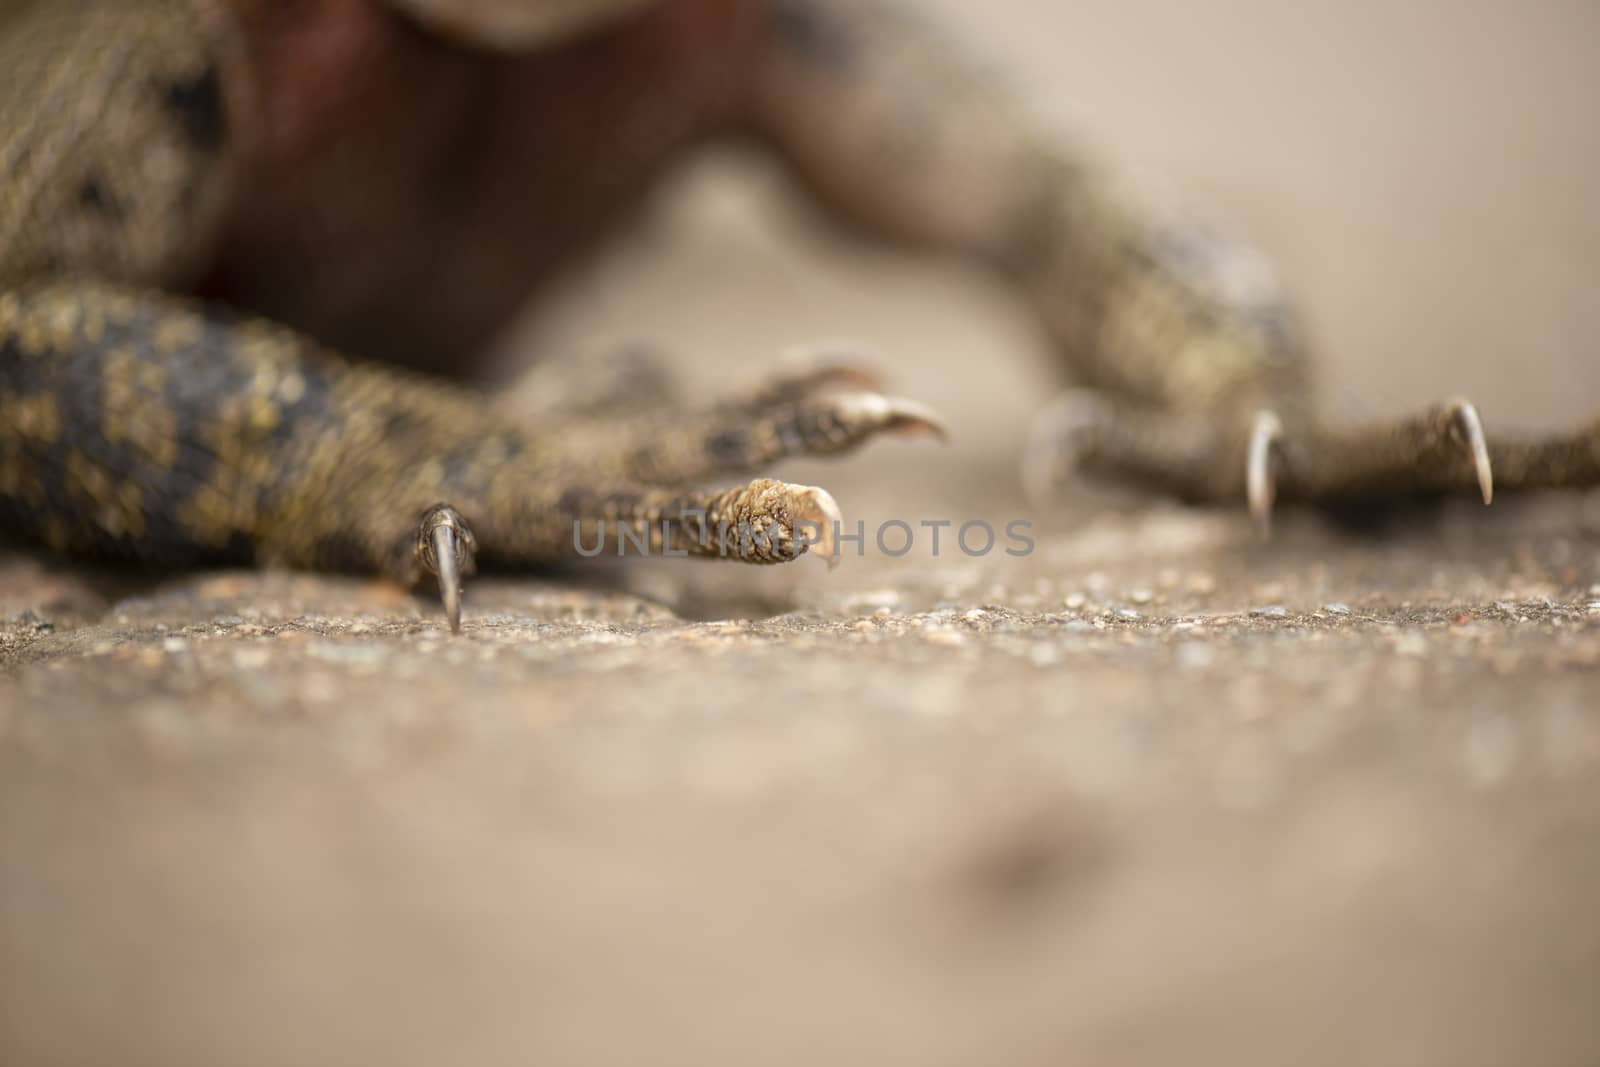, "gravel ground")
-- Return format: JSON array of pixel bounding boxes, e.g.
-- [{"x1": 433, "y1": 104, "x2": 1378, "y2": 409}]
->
[{"x1": 4, "y1": 486, "x2": 1599, "y2": 1066}]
